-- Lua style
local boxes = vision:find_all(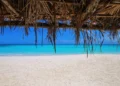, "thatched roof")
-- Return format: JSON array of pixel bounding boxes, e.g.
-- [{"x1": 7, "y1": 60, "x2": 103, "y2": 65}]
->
[{"x1": 0, "y1": 0, "x2": 120, "y2": 52}]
